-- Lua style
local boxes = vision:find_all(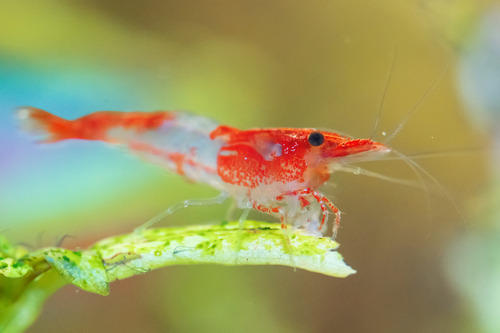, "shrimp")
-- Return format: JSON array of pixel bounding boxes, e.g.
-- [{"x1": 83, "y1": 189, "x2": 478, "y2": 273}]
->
[{"x1": 16, "y1": 106, "x2": 391, "y2": 239}]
